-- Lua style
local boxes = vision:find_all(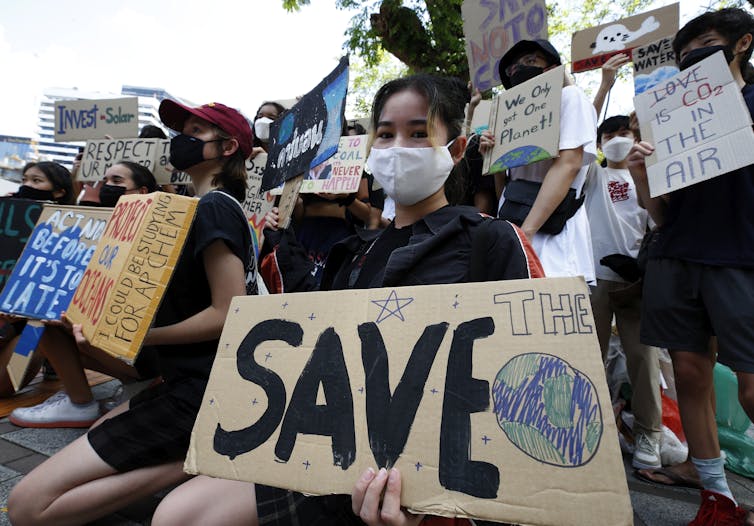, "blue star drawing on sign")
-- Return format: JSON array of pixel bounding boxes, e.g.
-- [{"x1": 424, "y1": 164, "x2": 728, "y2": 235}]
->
[
  {"x1": 303, "y1": 460, "x2": 311, "y2": 470},
  {"x1": 415, "y1": 462, "x2": 422, "y2": 471},
  {"x1": 452, "y1": 294, "x2": 460, "y2": 309},
  {"x1": 371, "y1": 290, "x2": 414, "y2": 323},
  {"x1": 308, "y1": 313, "x2": 316, "y2": 321},
  {"x1": 252, "y1": 398, "x2": 258, "y2": 406},
  {"x1": 265, "y1": 352, "x2": 272, "y2": 362},
  {"x1": 282, "y1": 302, "x2": 289, "y2": 309},
  {"x1": 482, "y1": 435, "x2": 491, "y2": 445},
  {"x1": 430, "y1": 388, "x2": 439, "y2": 395}
]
